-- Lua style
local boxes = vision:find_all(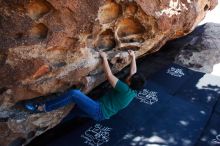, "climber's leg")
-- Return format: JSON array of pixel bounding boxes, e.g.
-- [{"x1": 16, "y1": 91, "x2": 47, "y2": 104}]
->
[
  {"x1": 24, "y1": 92, "x2": 73, "y2": 113},
  {"x1": 44, "y1": 92, "x2": 73, "y2": 112},
  {"x1": 45, "y1": 89, "x2": 105, "y2": 121}
]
